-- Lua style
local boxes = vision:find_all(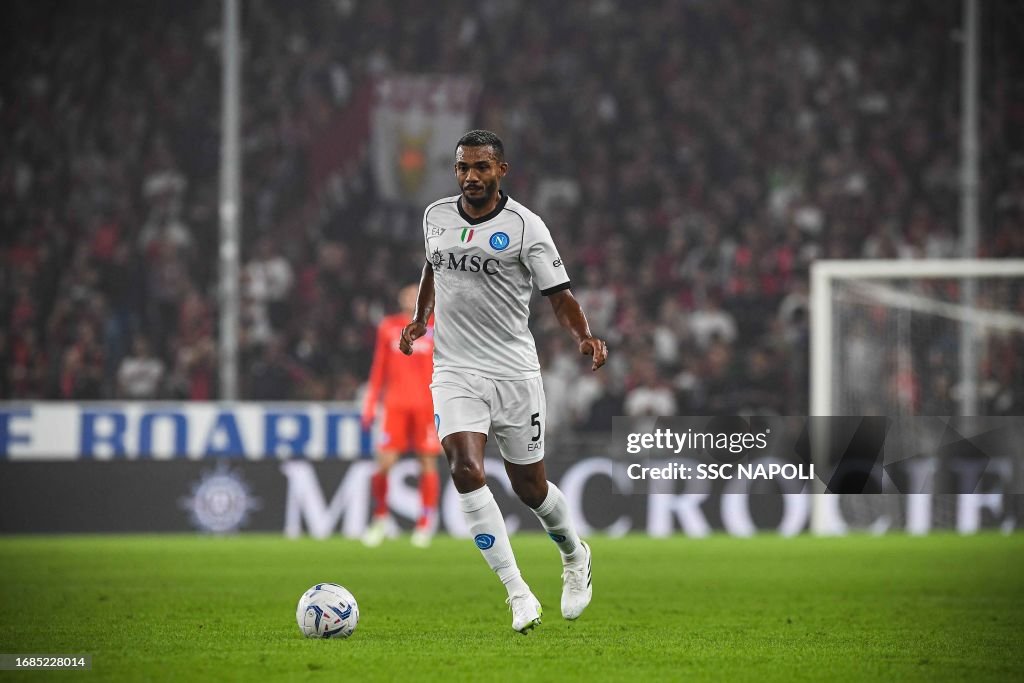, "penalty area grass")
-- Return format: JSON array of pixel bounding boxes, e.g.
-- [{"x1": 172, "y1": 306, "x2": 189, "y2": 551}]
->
[{"x1": 0, "y1": 533, "x2": 1022, "y2": 682}]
